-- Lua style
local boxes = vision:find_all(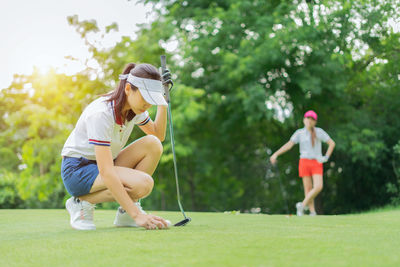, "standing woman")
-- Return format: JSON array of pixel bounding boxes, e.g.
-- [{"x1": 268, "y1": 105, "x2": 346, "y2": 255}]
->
[
  {"x1": 61, "y1": 63, "x2": 171, "y2": 230},
  {"x1": 270, "y1": 110, "x2": 335, "y2": 216}
]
